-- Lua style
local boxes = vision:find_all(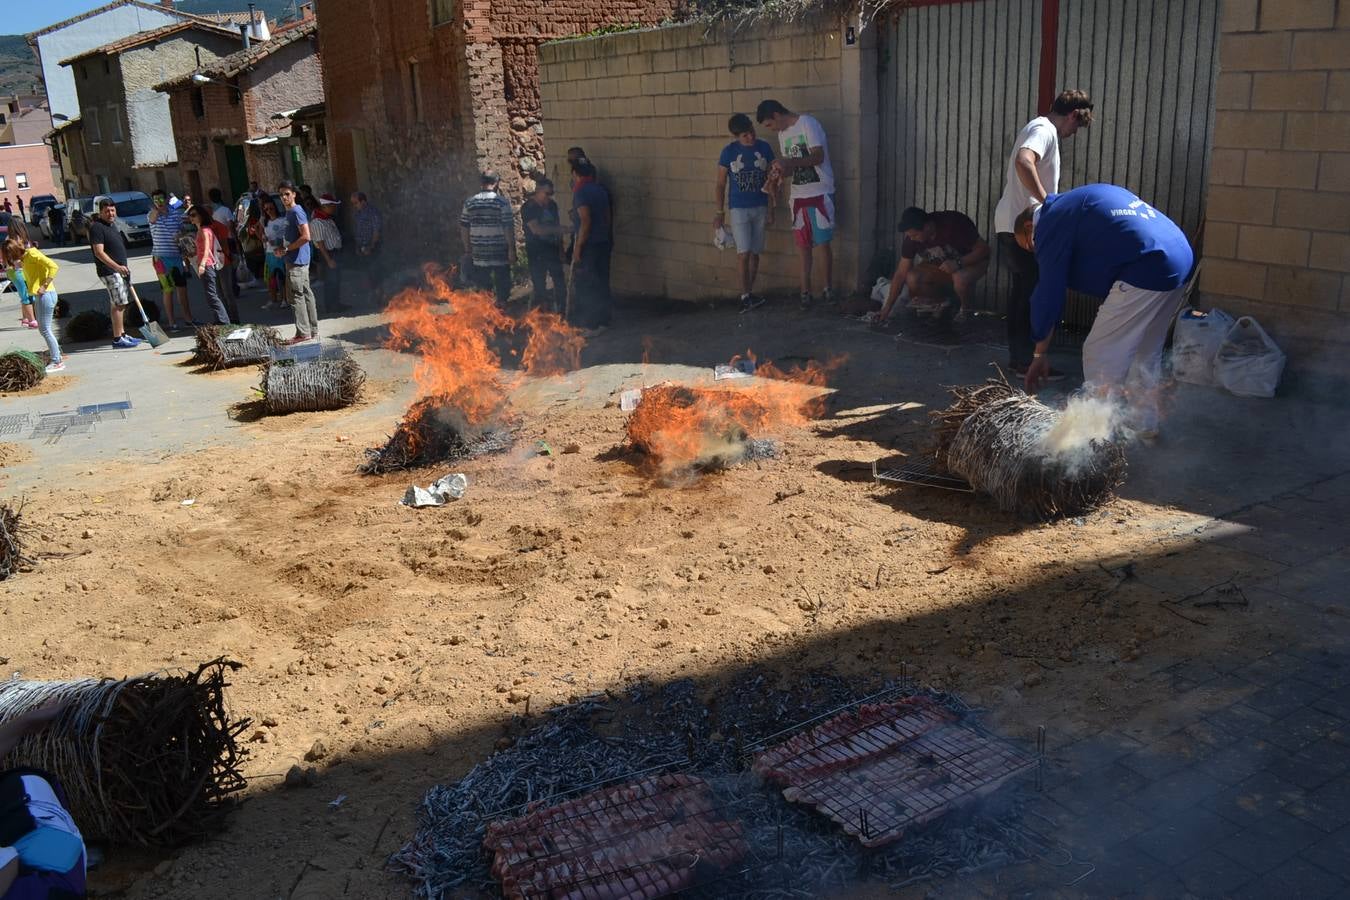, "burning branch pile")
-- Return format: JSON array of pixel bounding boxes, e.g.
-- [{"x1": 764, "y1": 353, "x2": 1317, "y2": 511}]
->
[
  {"x1": 933, "y1": 381, "x2": 1126, "y2": 520},
  {"x1": 262, "y1": 354, "x2": 366, "y2": 415},
  {"x1": 0, "y1": 659, "x2": 250, "y2": 846},
  {"x1": 365, "y1": 268, "x2": 582, "y2": 473},
  {"x1": 0, "y1": 350, "x2": 45, "y2": 392},
  {"x1": 624, "y1": 354, "x2": 839, "y2": 477},
  {"x1": 192, "y1": 325, "x2": 281, "y2": 371},
  {"x1": 0, "y1": 503, "x2": 30, "y2": 581}
]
